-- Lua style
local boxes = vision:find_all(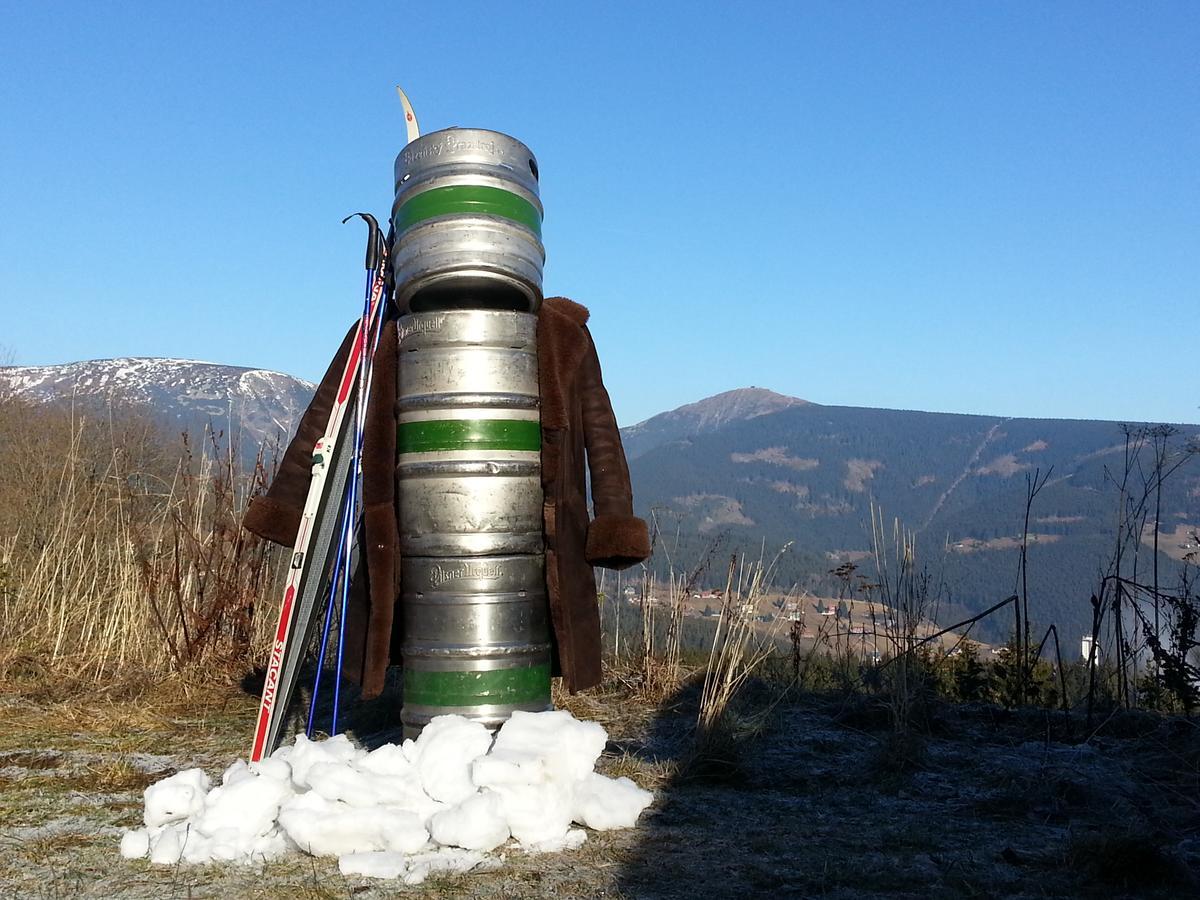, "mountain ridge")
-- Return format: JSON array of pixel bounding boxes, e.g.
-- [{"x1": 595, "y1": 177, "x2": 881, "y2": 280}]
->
[
  {"x1": 621, "y1": 387, "x2": 811, "y2": 461},
  {"x1": 0, "y1": 357, "x2": 315, "y2": 454}
]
